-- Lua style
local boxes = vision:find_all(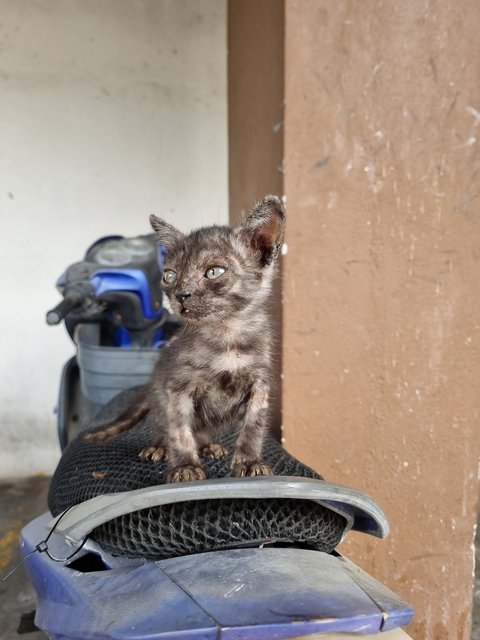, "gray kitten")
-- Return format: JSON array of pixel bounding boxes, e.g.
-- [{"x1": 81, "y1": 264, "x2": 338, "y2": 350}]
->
[{"x1": 84, "y1": 195, "x2": 285, "y2": 483}]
